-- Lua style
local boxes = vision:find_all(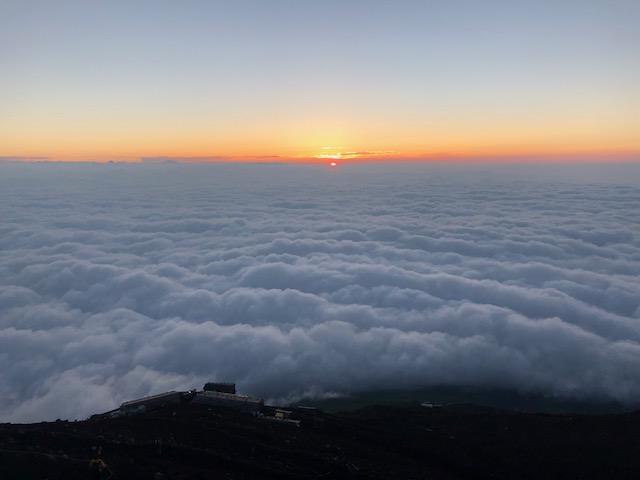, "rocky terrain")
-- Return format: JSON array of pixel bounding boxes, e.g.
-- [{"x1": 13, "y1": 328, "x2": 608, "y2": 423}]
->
[{"x1": 2, "y1": 400, "x2": 640, "y2": 479}]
